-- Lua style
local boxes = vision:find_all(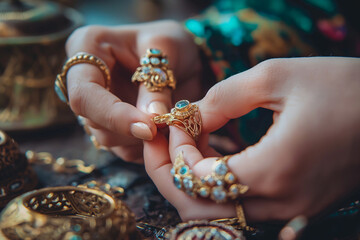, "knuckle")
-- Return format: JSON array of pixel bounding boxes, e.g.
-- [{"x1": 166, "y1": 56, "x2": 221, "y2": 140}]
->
[
  {"x1": 66, "y1": 25, "x2": 108, "y2": 54},
  {"x1": 204, "y1": 82, "x2": 227, "y2": 109}
]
